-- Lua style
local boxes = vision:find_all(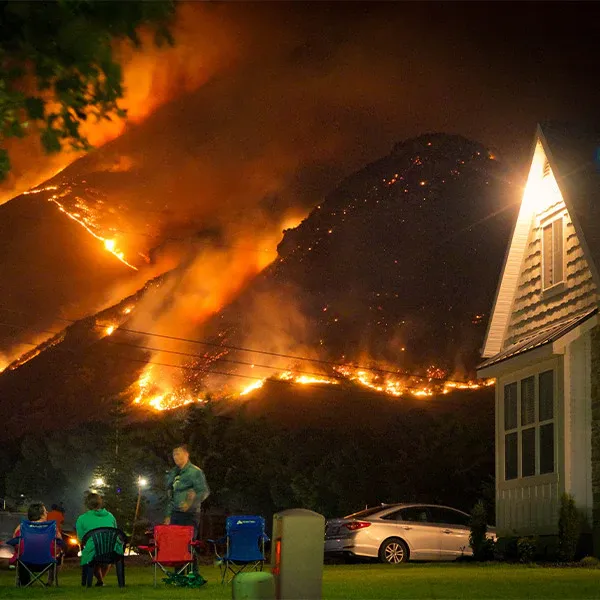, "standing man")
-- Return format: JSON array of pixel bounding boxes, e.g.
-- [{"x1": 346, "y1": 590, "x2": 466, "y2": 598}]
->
[{"x1": 165, "y1": 444, "x2": 210, "y2": 535}]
